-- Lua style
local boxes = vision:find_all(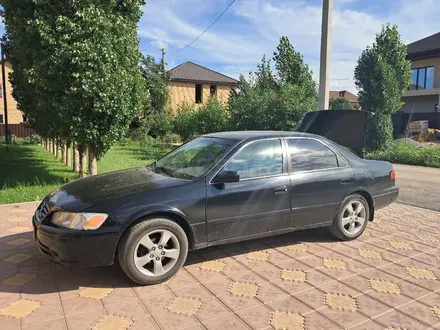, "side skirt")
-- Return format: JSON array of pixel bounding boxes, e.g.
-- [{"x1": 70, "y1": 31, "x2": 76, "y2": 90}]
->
[{"x1": 192, "y1": 221, "x2": 332, "y2": 250}]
